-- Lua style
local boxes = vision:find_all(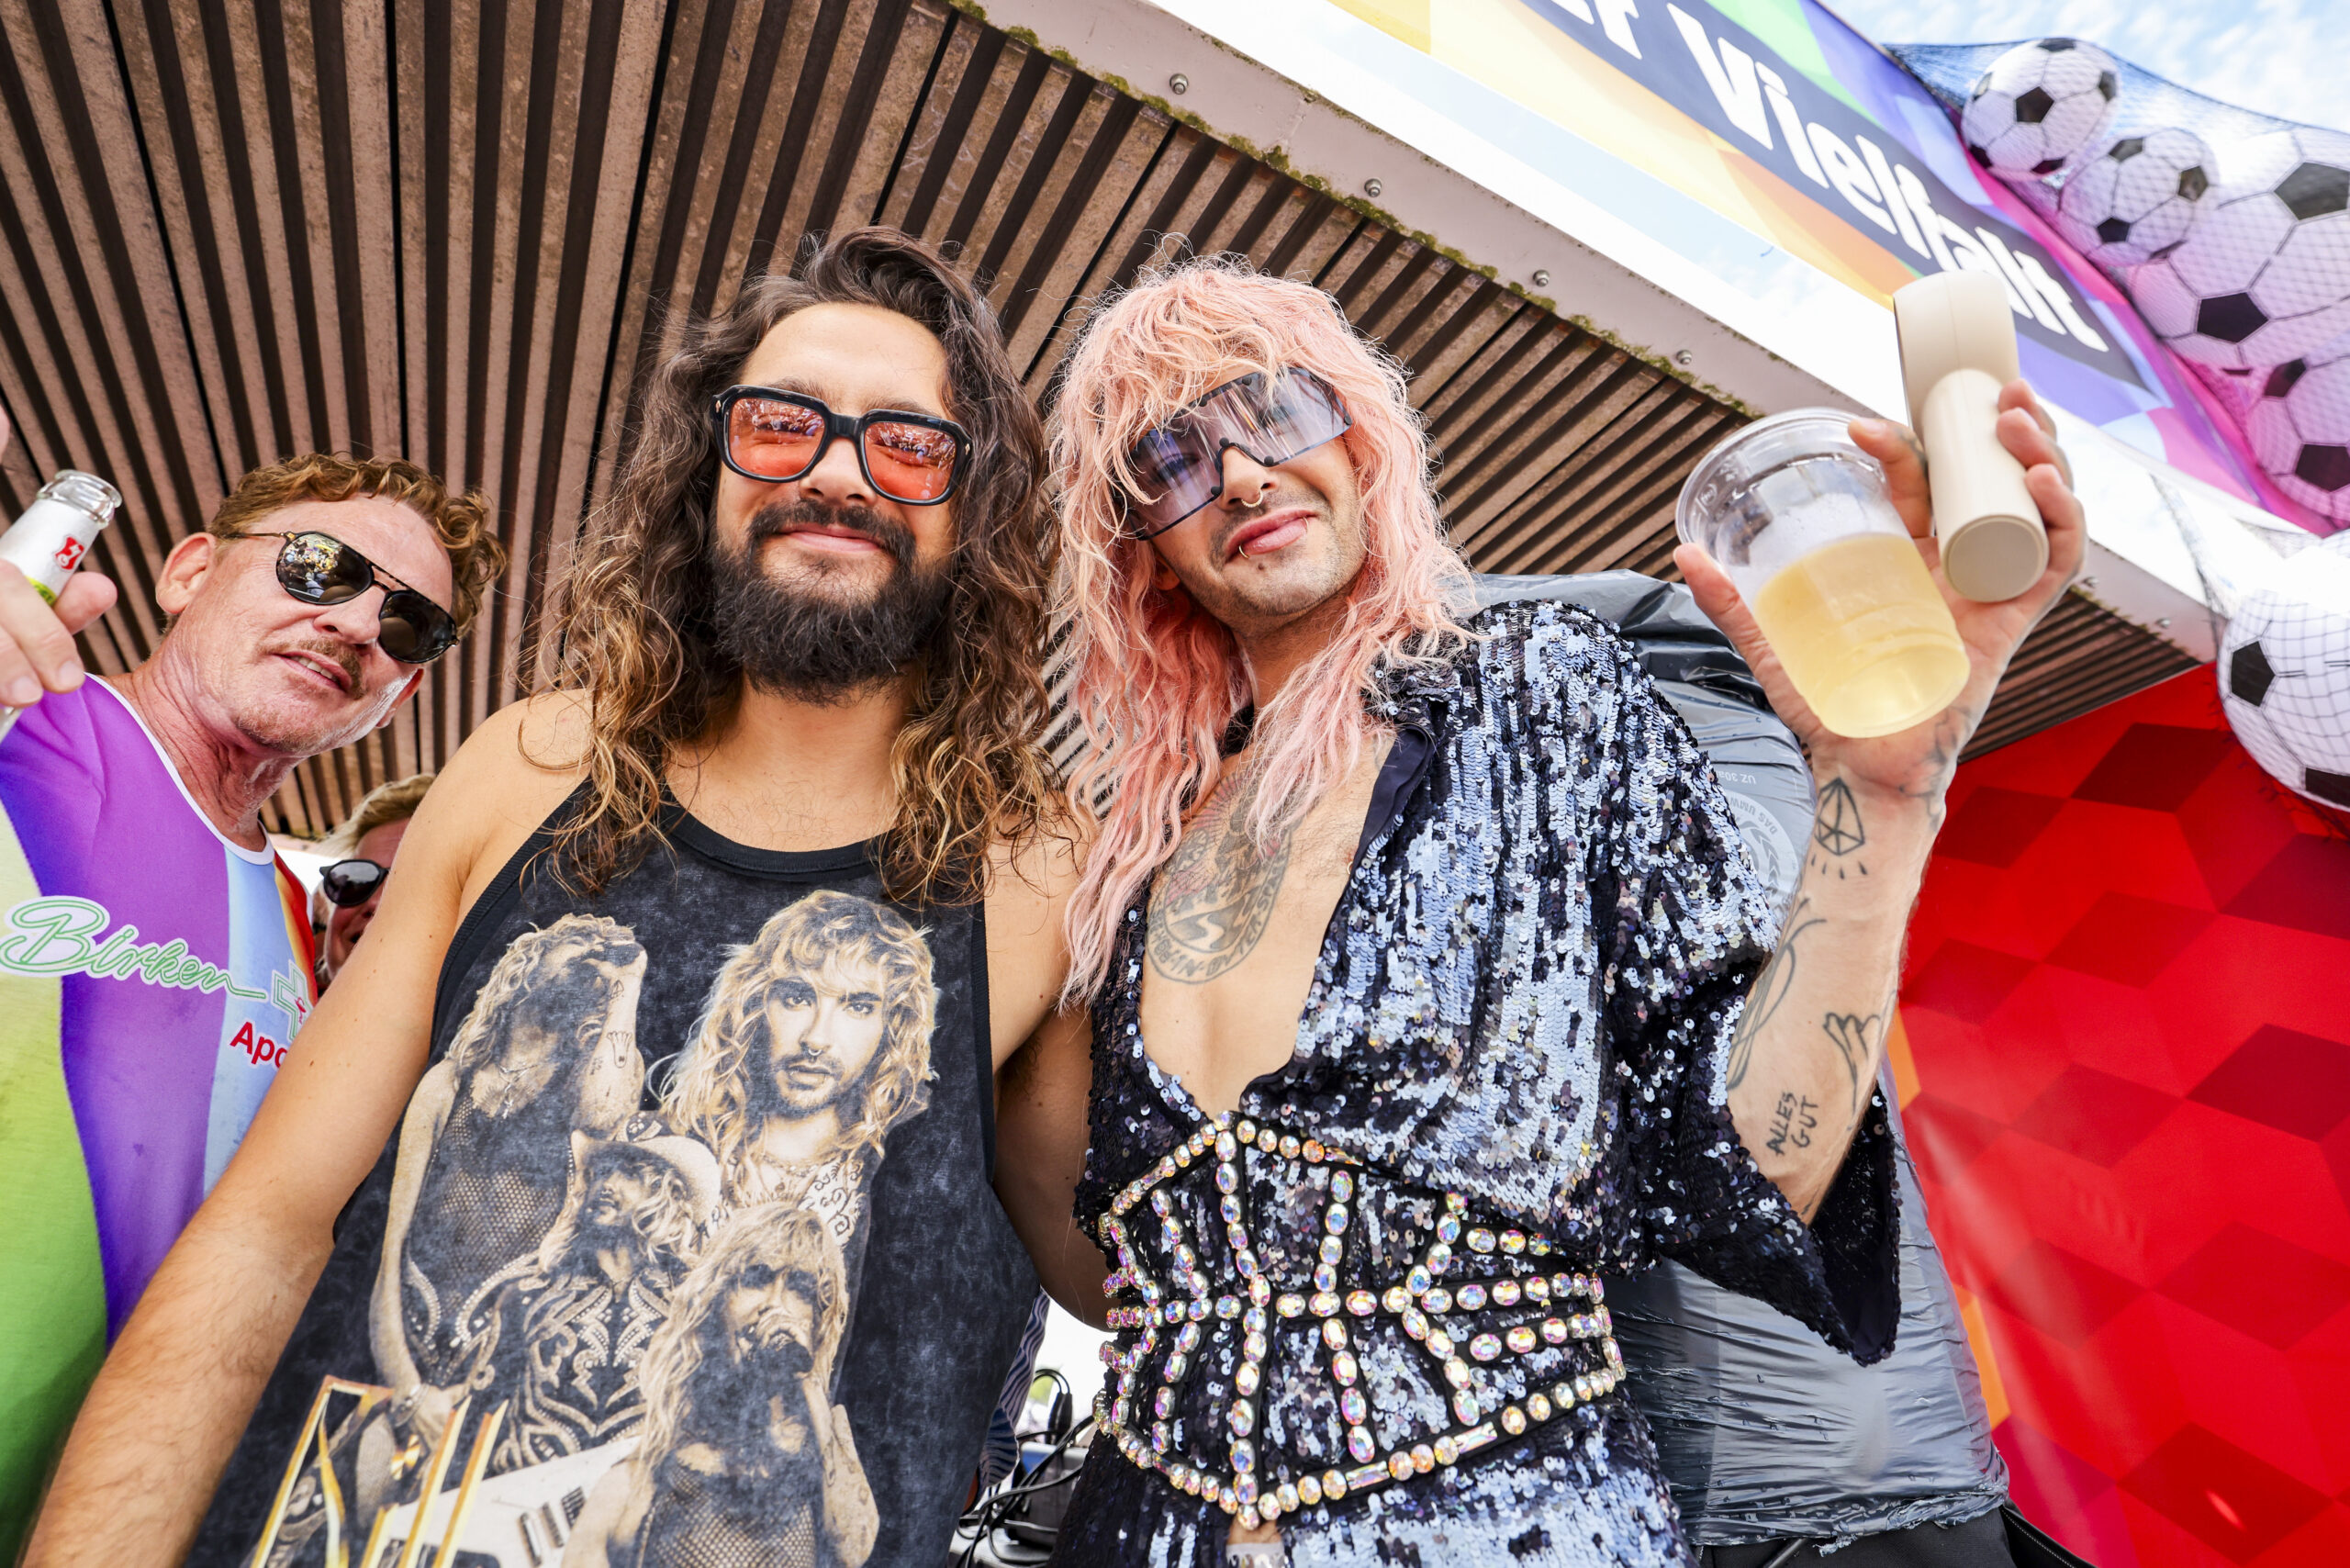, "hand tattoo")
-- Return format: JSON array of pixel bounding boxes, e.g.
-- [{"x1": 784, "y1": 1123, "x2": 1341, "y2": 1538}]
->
[
  {"x1": 1727, "y1": 898, "x2": 1822, "y2": 1090},
  {"x1": 1148, "y1": 762, "x2": 1291, "y2": 984}
]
